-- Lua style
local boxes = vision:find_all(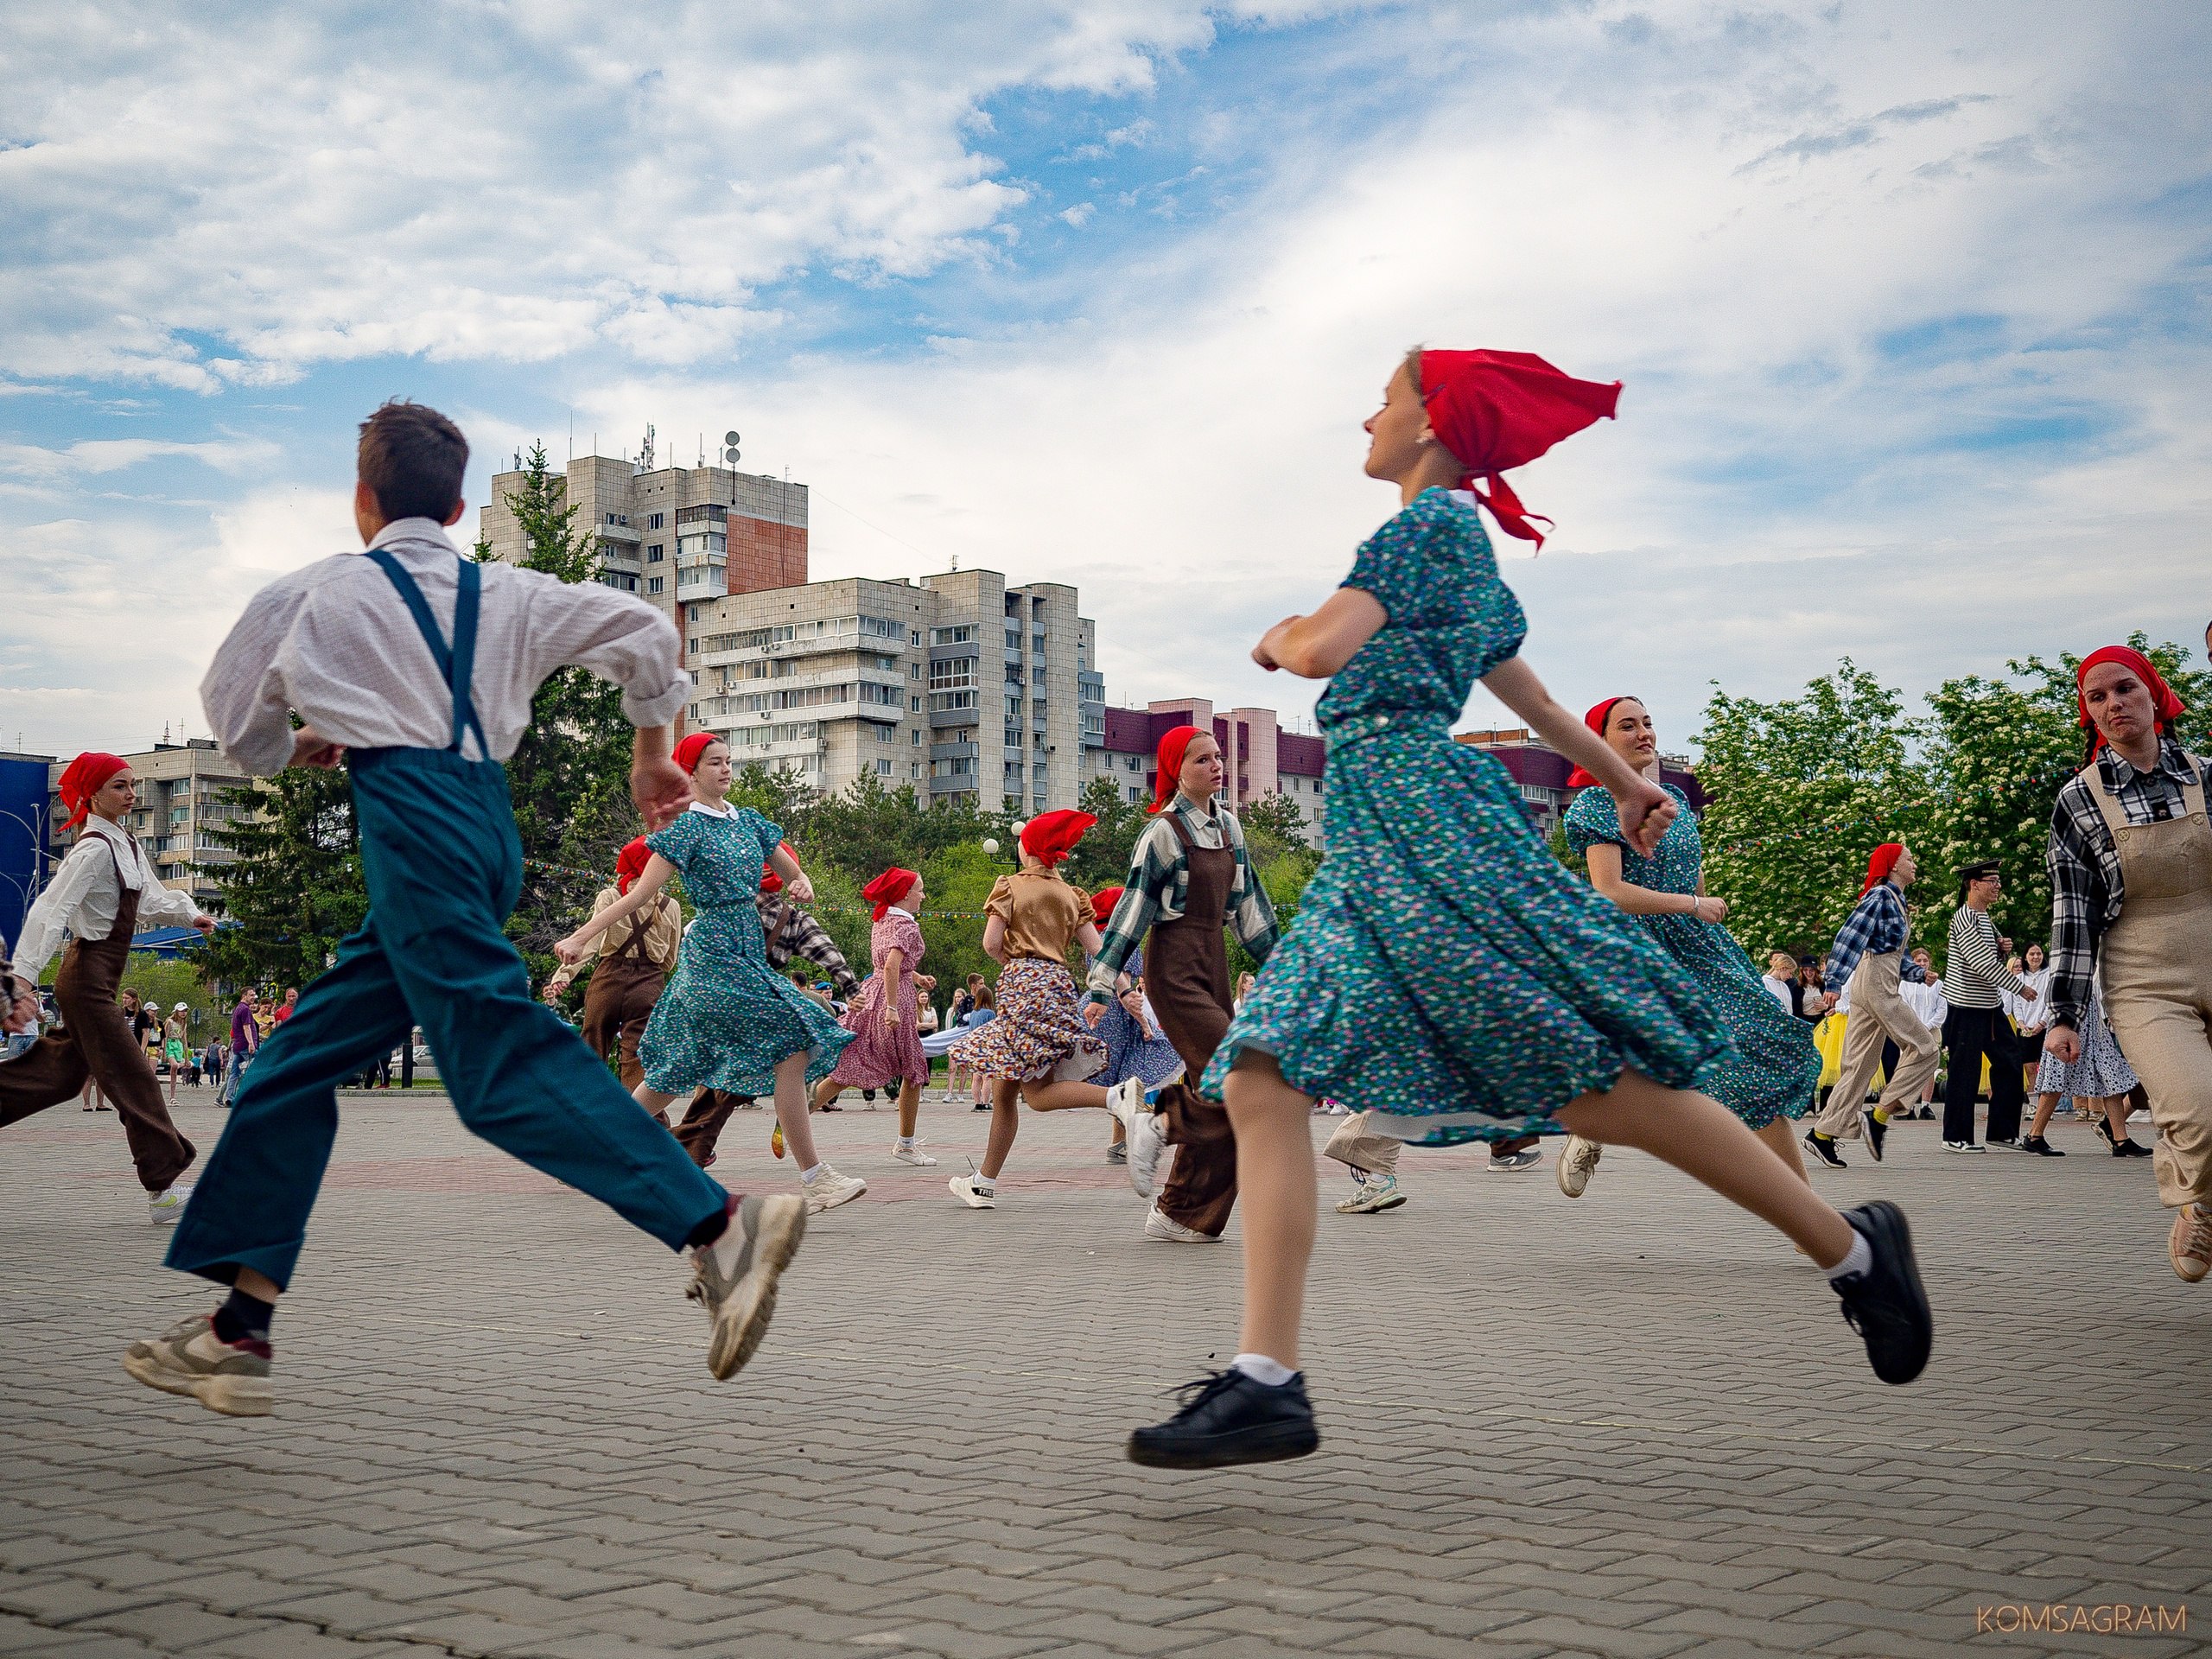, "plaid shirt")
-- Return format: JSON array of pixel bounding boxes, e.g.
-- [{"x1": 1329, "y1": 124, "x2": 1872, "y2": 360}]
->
[
  {"x1": 1085, "y1": 796, "x2": 1277, "y2": 1004},
  {"x1": 758, "y1": 892, "x2": 860, "y2": 1001},
  {"x1": 2046, "y1": 735, "x2": 2201, "y2": 1031},
  {"x1": 1822, "y1": 882, "x2": 1926, "y2": 992}
]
